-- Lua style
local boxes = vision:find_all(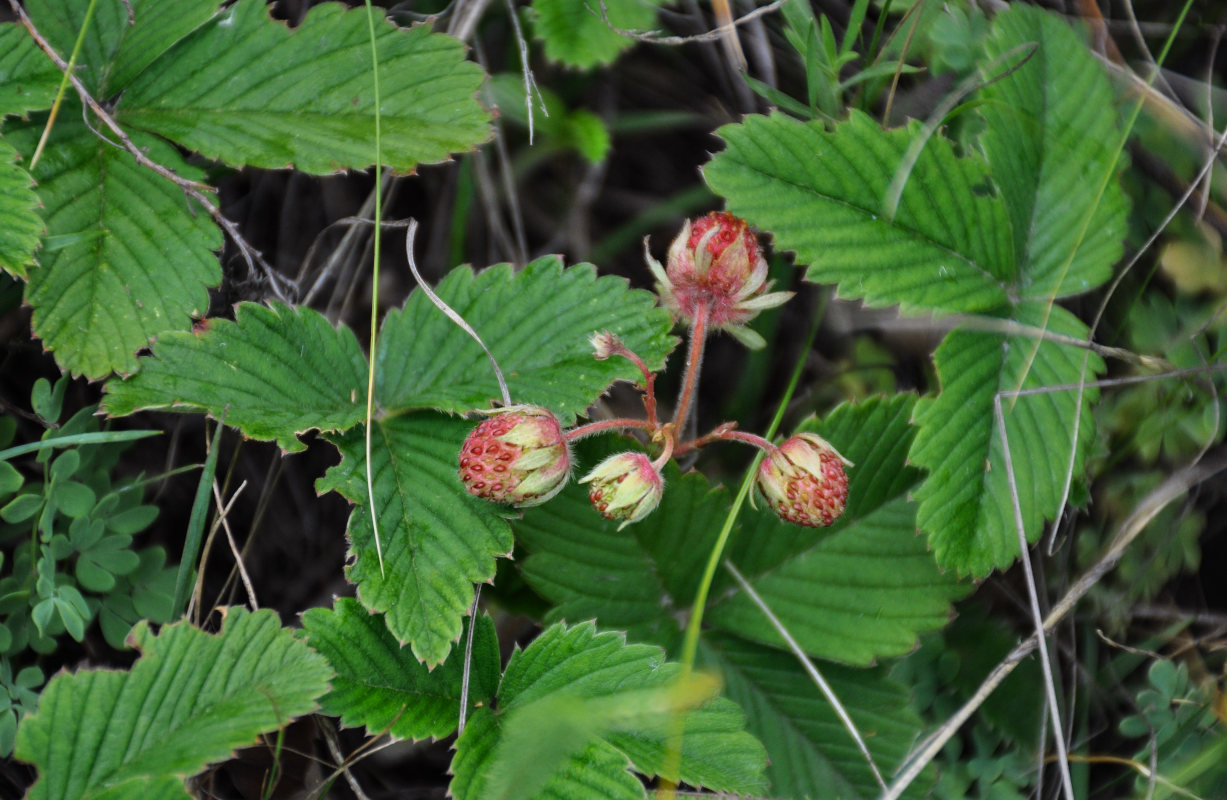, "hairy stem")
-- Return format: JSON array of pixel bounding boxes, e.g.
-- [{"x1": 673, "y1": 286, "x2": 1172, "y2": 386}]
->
[{"x1": 672, "y1": 300, "x2": 710, "y2": 437}]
